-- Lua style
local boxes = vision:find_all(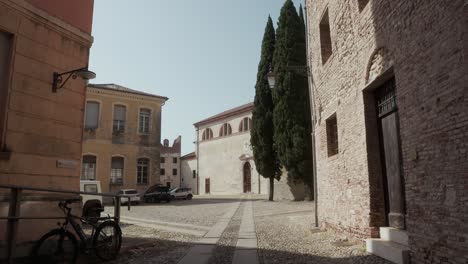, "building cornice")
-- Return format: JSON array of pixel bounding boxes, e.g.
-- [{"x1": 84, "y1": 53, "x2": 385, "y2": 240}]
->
[
  {"x1": 87, "y1": 87, "x2": 167, "y2": 105},
  {"x1": 194, "y1": 102, "x2": 253, "y2": 127}
]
